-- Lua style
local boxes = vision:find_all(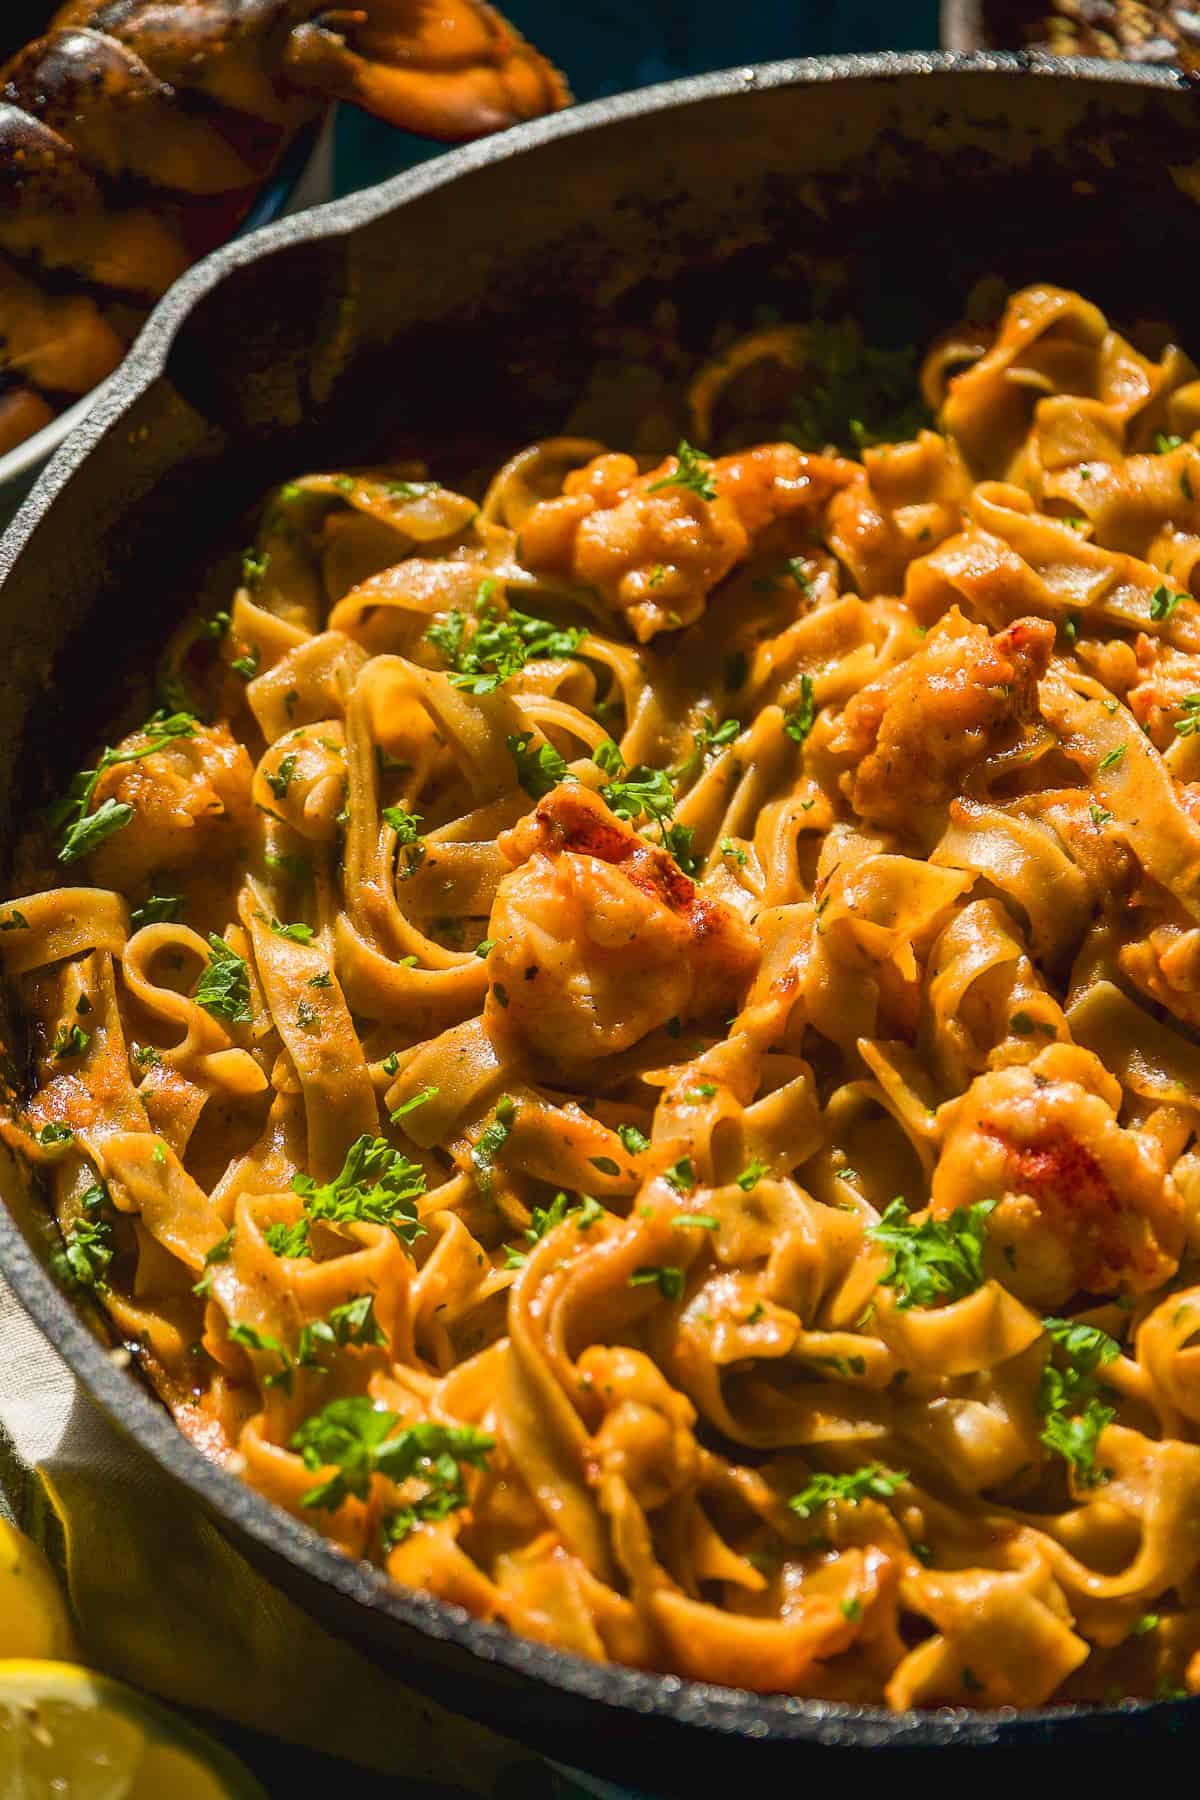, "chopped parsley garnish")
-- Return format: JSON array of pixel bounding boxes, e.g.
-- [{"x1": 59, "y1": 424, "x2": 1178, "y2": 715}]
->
[
  {"x1": 58, "y1": 798, "x2": 134, "y2": 864},
  {"x1": 1176, "y1": 695, "x2": 1200, "y2": 738},
  {"x1": 390, "y1": 1084, "x2": 438, "y2": 1121},
  {"x1": 427, "y1": 599, "x2": 584, "y2": 695},
  {"x1": 507, "y1": 731, "x2": 572, "y2": 798},
  {"x1": 195, "y1": 934, "x2": 252, "y2": 1025},
  {"x1": 130, "y1": 895, "x2": 185, "y2": 930},
  {"x1": 736, "y1": 1158, "x2": 766, "y2": 1192},
  {"x1": 50, "y1": 1024, "x2": 90, "y2": 1060},
  {"x1": 676, "y1": 1214, "x2": 718, "y2": 1231},
  {"x1": 671, "y1": 716, "x2": 740, "y2": 784},
  {"x1": 503, "y1": 1189, "x2": 598, "y2": 1267},
  {"x1": 193, "y1": 1226, "x2": 236, "y2": 1296},
  {"x1": 472, "y1": 1096, "x2": 516, "y2": 1195},
  {"x1": 1150, "y1": 584, "x2": 1187, "y2": 622},
  {"x1": 269, "y1": 918, "x2": 315, "y2": 945},
  {"x1": 1155, "y1": 432, "x2": 1185, "y2": 454},
  {"x1": 867, "y1": 1197, "x2": 994, "y2": 1310},
  {"x1": 593, "y1": 737, "x2": 624, "y2": 776},
  {"x1": 629, "y1": 1265, "x2": 686, "y2": 1301},
  {"x1": 783, "y1": 674, "x2": 817, "y2": 746},
  {"x1": 381, "y1": 802, "x2": 423, "y2": 844},
  {"x1": 241, "y1": 549, "x2": 270, "y2": 587},
  {"x1": 229, "y1": 1321, "x2": 293, "y2": 1391},
  {"x1": 266, "y1": 753, "x2": 297, "y2": 799},
  {"x1": 264, "y1": 1218, "x2": 313, "y2": 1259},
  {"x1": 664, "y1": 1157, "x2": 696, "y2": 1195},
  {"x1": 297, "y1": 1293, "x2": 387, "y2": 1372},
  {"x1": 1037, "y1": 1315, "x2": 1121, "y2": 1488},
  {"x1": 646, "y1": 439, "x2": 717, "y2": 503},
  {"x1": 1090, "y1": 802, "x2": 1114, "y2": 826},
  {"x1": 788, "y1": 1463, "x2": 907, "y2": 1518},
  {"x1": 661, "y1": 821, "x2": 697, "y2": 874},
  {"x1": 231, "y1": 646, "x2": 261, "y2": 681},
  {"x1": 35, "y1": 1122, "x2": 74, "y2": 1147},
  {"x1": 601, "y1": 762, "x2": 675, "y2": 831},
  {"x1": 617, "y1": 1123, "x2": 650, "y2": 1156},
  {"x1": 291, "y1": 1399, "x2": 493, "y2": 1516},
  {"x1": 1097, "y1": 745, "x2": 1126, "y2": 771},
  {"x1": 387, "y1": 479, "x2": 437, "y2": 501},
  {"x1": 721, "y1": 838, "x2": 748, "y2": 866},
  {"x1": 0, "y1": 909, "x2": 29, "y2": 931},
  {"x1": 589, "y1": 1156, "x2": 620, "y2": 1176},
  {"x1": 291, "y1": 1134, "x2": 426, "y2": 1247},
  {"x1": 597, "y1": 745, "x2": 694, "y2": 867},
  {"x1": 474, "y1": 938, "x2": 496, "y2": 959},
  {"x1": 54, "y1": 1183, "x2": 114, "y2": 1292}
]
